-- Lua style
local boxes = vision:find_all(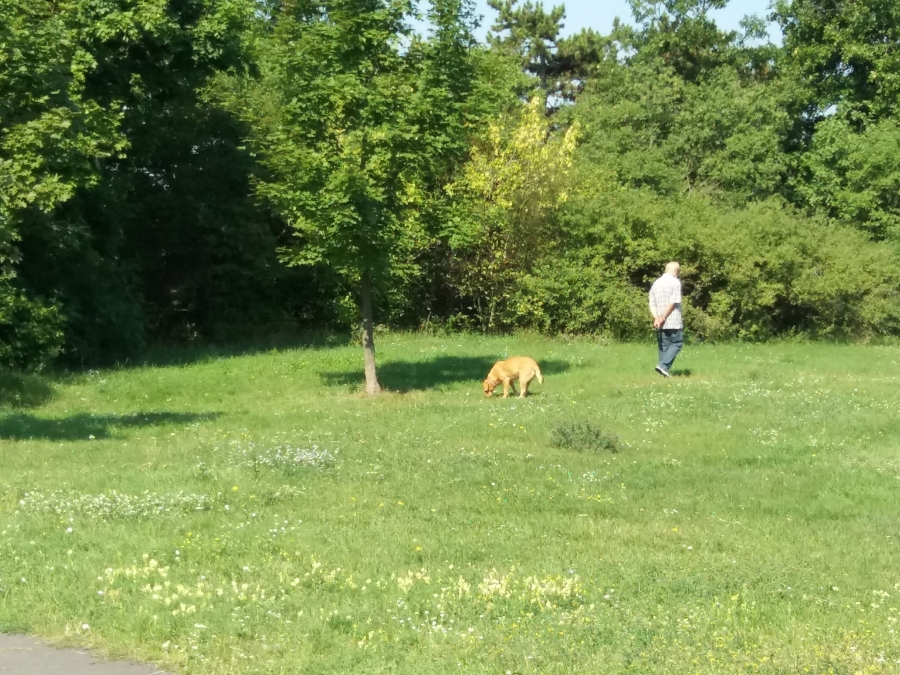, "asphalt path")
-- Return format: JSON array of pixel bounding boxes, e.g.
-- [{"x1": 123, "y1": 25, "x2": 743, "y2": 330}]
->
[{"x1": 0, "y1": 635, "x2": 170, "y2": 675}]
